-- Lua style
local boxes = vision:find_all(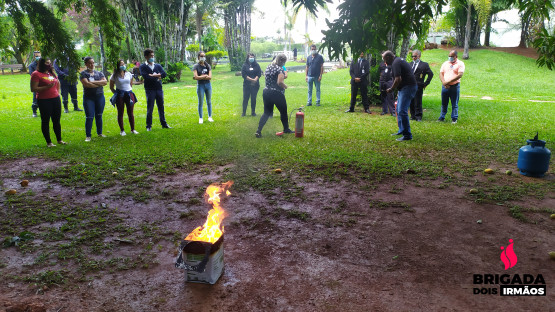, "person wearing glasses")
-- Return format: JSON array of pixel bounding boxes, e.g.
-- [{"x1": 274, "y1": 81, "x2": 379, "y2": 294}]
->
[{"x1": 409, "y1": 50, "x2": 433, "y2": 121}]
